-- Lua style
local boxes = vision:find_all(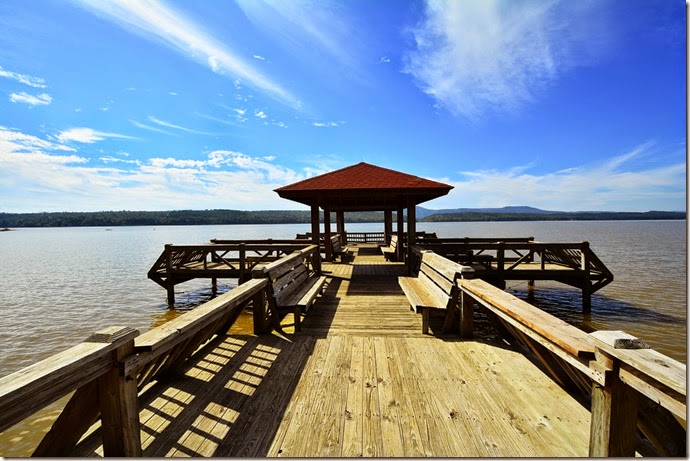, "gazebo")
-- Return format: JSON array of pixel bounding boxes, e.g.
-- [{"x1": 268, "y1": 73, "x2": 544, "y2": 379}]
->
[{"x1": 274, "y1": 162, "x2": 453, "y2": 263}]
